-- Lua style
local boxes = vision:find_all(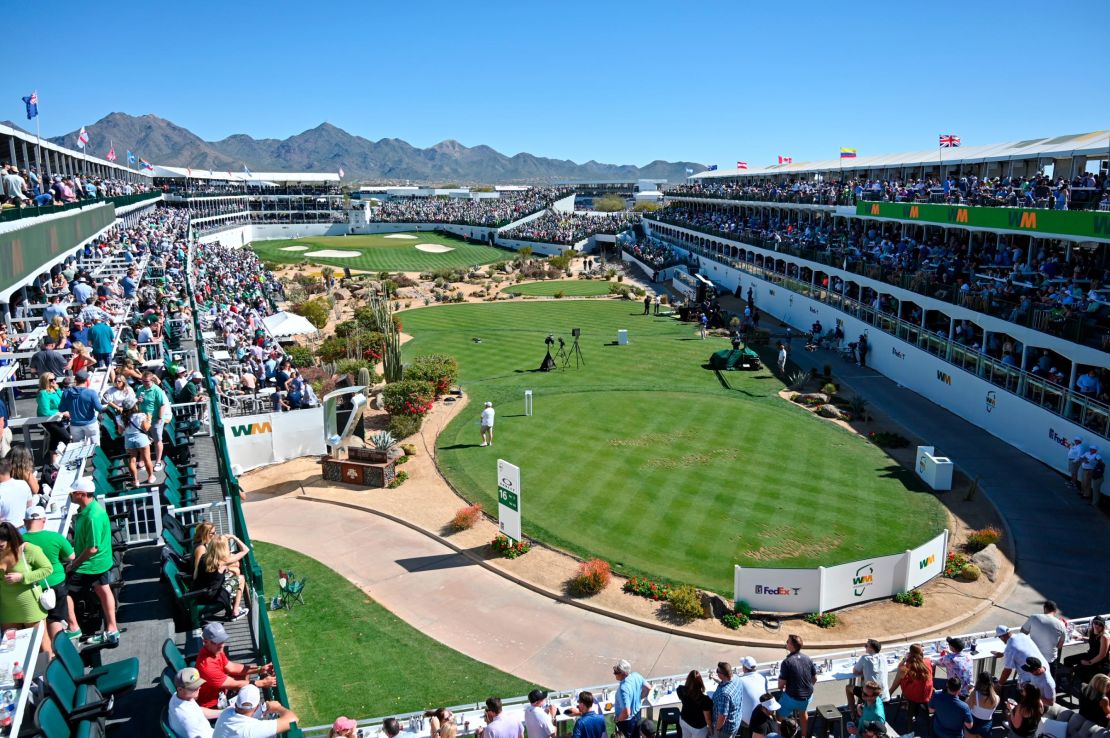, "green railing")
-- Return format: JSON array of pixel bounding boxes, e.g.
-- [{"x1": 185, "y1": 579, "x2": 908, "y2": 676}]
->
[{"x1": 0, "y1": 190, "x2": 160, "y2": 223}]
